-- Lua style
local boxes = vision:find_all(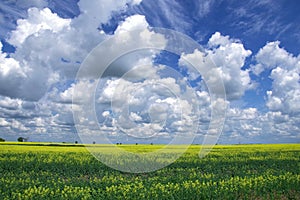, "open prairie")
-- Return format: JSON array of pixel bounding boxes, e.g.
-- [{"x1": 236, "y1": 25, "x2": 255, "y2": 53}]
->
[{"x1": 0, "y1": 143, "x2": 299, "y2": 199}]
